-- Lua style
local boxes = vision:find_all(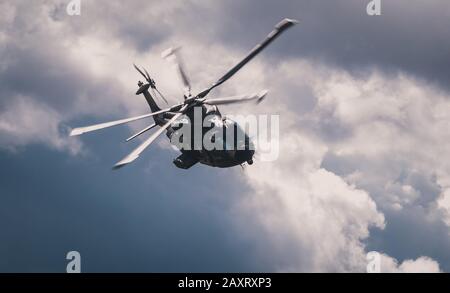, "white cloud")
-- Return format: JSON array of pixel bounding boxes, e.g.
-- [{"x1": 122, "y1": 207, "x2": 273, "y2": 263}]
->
[
  {"x1": 230, "y1": 60, "x2": 448, "y2": 272},
  {"x1": 438, "y1": 189, "x2": 450, "y2": 228},
  {"x1": 379, "y1": 254, "x2": 441, "y2": 273},
  {"x1": 233, "y1": 132, "x2": 385, "y2": 272},
  {"x1": 0, "y1": 96, "x2": 81, "y2": 155},
  {"x1": 314, "y1": 70, "x2": 450, "y2": 216}
]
